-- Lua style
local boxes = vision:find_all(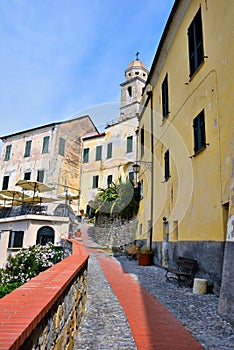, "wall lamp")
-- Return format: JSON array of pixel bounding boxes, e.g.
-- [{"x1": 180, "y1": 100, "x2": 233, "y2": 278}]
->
[{"x1": 132, "y1": 161, "x2": 152, "y2": 174}]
